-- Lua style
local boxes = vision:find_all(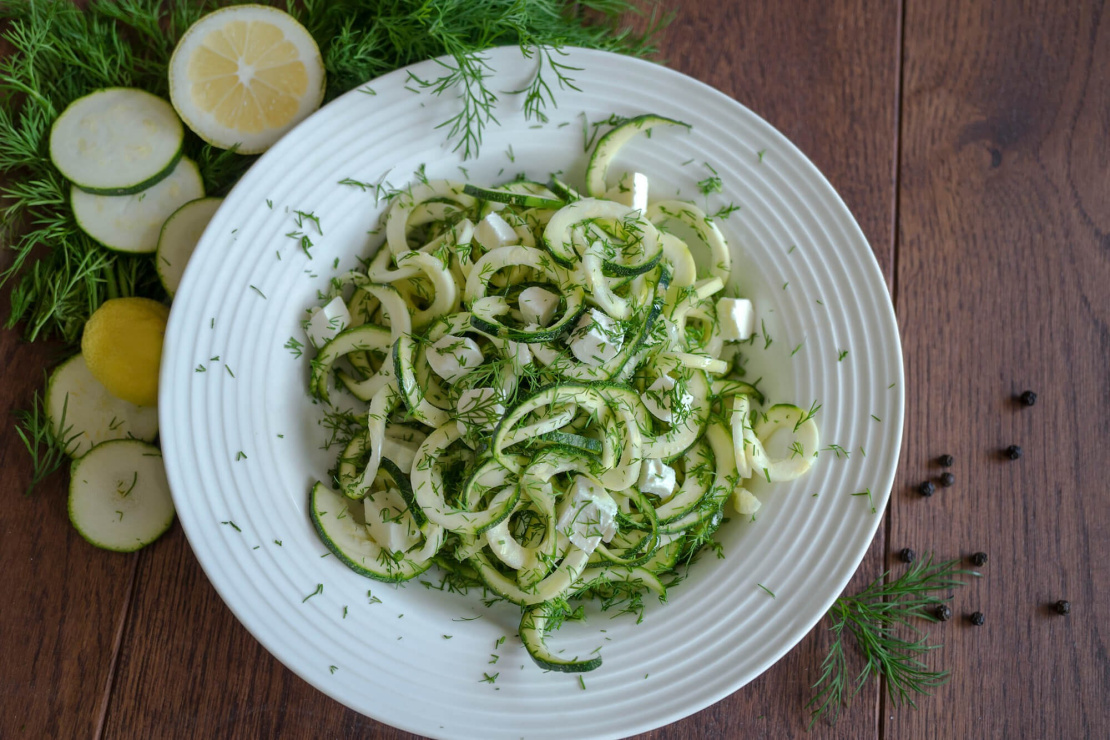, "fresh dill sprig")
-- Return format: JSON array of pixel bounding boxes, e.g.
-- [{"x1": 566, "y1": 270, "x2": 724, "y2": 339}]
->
[
  {"x1": 0, "y1": 0, "x2": 667, "y2": 343},
  {"x1": 0, "y1": 0, "x2": 226, "y2": 343},
  {"x1": 13, "y1": 381, "x2": 80, "y2": 495},
  {"x1": 292, "y1": 0, "x2": 668, "y2": 159},
  {"x1": 807, "y1": 554, "x2": 979, "y2": 727}
]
